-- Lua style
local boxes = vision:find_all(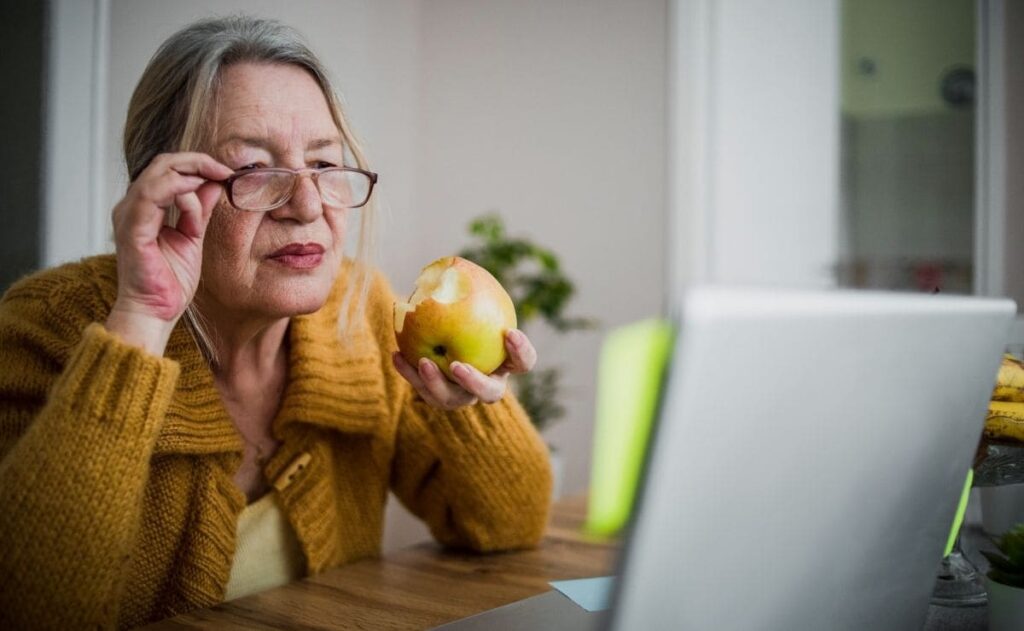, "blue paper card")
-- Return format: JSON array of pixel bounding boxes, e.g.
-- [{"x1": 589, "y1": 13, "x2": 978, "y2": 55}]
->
[{"x1": 549, "y1": 576, "x2": 616, "y2": 612}]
